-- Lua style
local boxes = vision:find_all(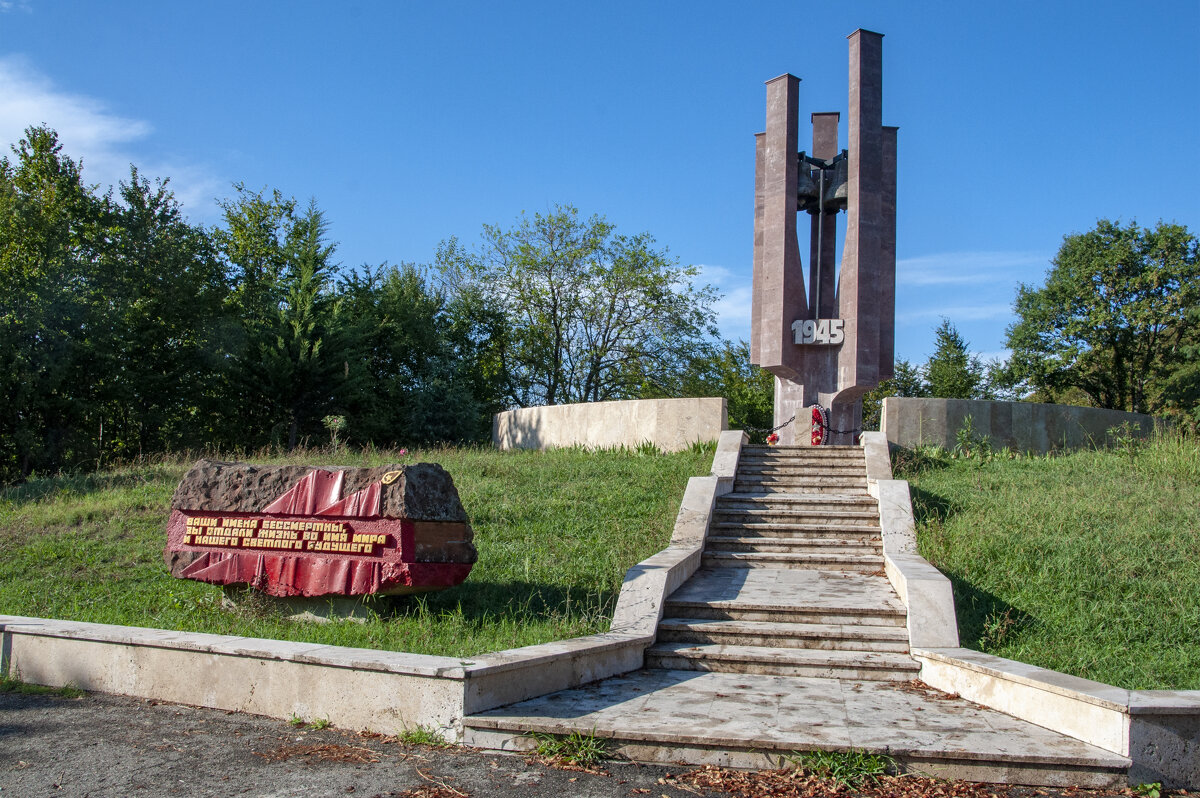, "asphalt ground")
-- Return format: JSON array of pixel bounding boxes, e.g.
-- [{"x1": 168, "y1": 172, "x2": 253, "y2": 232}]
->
[
  {"x1": 0, "y1": 690, "x2": 1145, "y2": 798},
  {"x1": 0, "y1": 690, "x2": 702, "y2": 798}
]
